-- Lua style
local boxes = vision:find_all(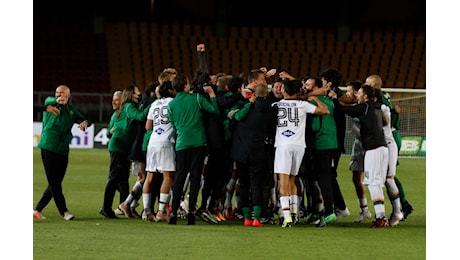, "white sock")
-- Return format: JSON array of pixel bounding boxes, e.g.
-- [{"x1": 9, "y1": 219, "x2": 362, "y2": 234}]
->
[
  {"x1": 358, "y1": 198, "x2": 369, "y2": 212},
  {"x1": 133, "y1": 181, "x2": 143, "y2": 197},
  {"x1": 143, "y1": 193, "x2": 151, "y2": 214},
  {"x1": 124, "y1": 194, "x2": 133, "y2": 206},
  {"x1": 226, "y1": 178, "x2": 236, "y2": 191},
  {"x1": 130, "y1": 199, "x2": 138, "y2": 208},
  {"x1": 158, "y1": 193, "x2": 169, "y2": 213},
  {"x1": 385, "y1": 178, "x2": 402, "y2": 215},
  {"x1": 280, "y1": 196, "x2": 291, "y2": 219},
  {"x1": 290, "y1": 195, "x2": 298, "y2": 214},
  {"x1": 225, "y1": 191, "x2": 233, "y2": 208},
  {"x1": 368, "y1": 185, "x2": 386, "y2": 218}
]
